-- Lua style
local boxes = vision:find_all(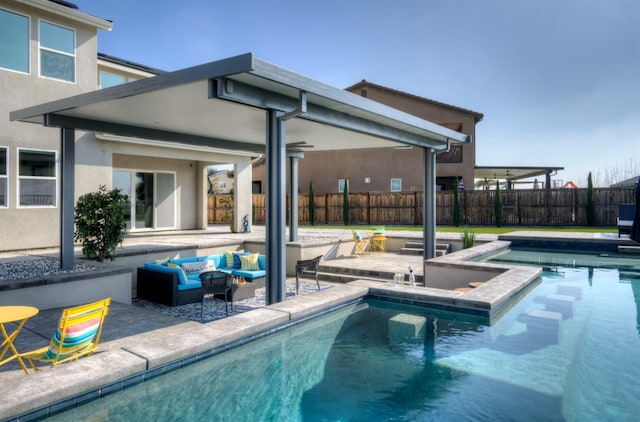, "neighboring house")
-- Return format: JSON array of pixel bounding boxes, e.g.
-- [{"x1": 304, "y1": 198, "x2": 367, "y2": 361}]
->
[
  {"x1": 208, "y1": 169, "x2": 234, "y2": 195},
  {"x1": 0, "y1": 0, "x2": 257, "y2": 252},
  {"x1": 252, "y1": 80, "x2": 483, "y2": 194},
  {"x1": 610, "y1": 176, "x2": 640, "y2": 189}
]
